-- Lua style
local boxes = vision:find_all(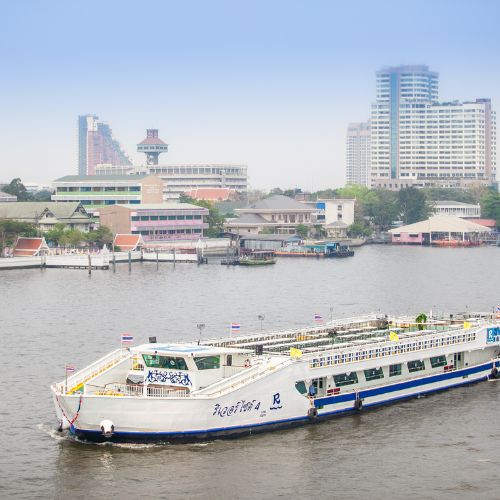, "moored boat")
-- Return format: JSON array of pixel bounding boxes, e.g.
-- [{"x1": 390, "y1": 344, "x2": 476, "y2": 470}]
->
[{"x1": 51, "y1": 312, "x2": 500, "y2": 443}]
